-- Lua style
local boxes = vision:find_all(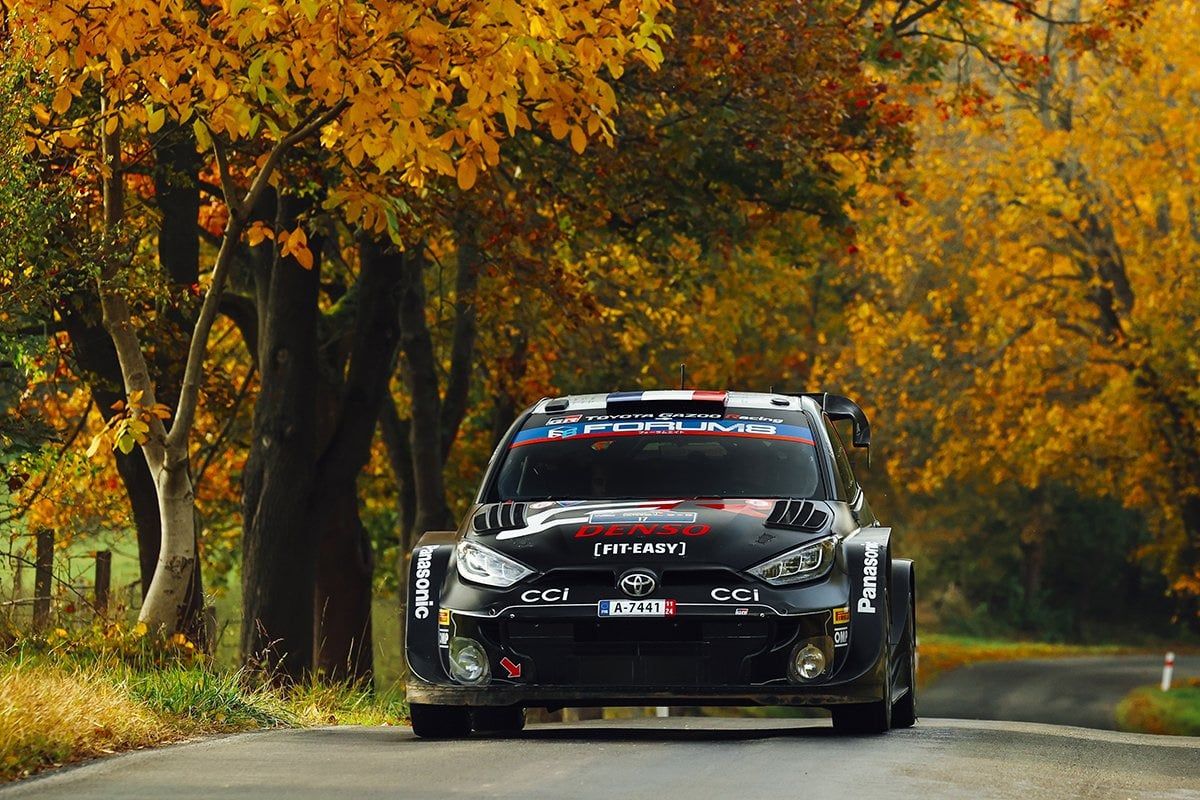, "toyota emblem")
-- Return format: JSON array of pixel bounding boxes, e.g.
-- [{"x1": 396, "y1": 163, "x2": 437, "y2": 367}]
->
[{"x1": 618, "y1": 570, "x2": 657, "y2": 598}]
